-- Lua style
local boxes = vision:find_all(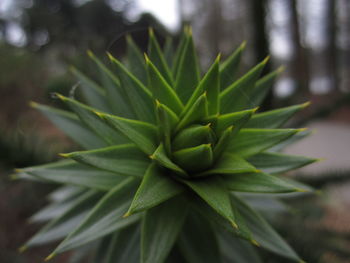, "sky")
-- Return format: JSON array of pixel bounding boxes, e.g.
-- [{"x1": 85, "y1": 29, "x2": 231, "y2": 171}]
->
[{"x1": 135, "y1": 0, "x2": 180, "y2": 31}]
